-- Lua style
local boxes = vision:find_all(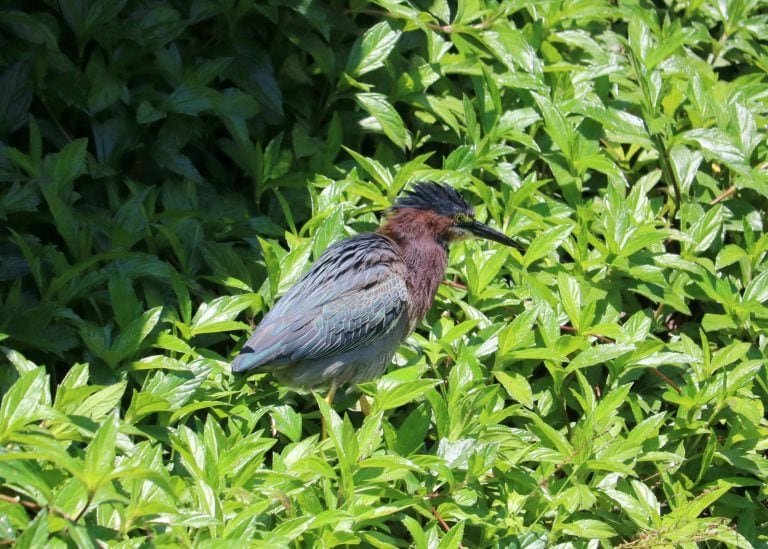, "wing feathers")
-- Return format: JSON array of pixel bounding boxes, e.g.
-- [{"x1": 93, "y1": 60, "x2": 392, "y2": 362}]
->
[{"x1": 232, "y1": 233, "x2": 408, "y2": 373}]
